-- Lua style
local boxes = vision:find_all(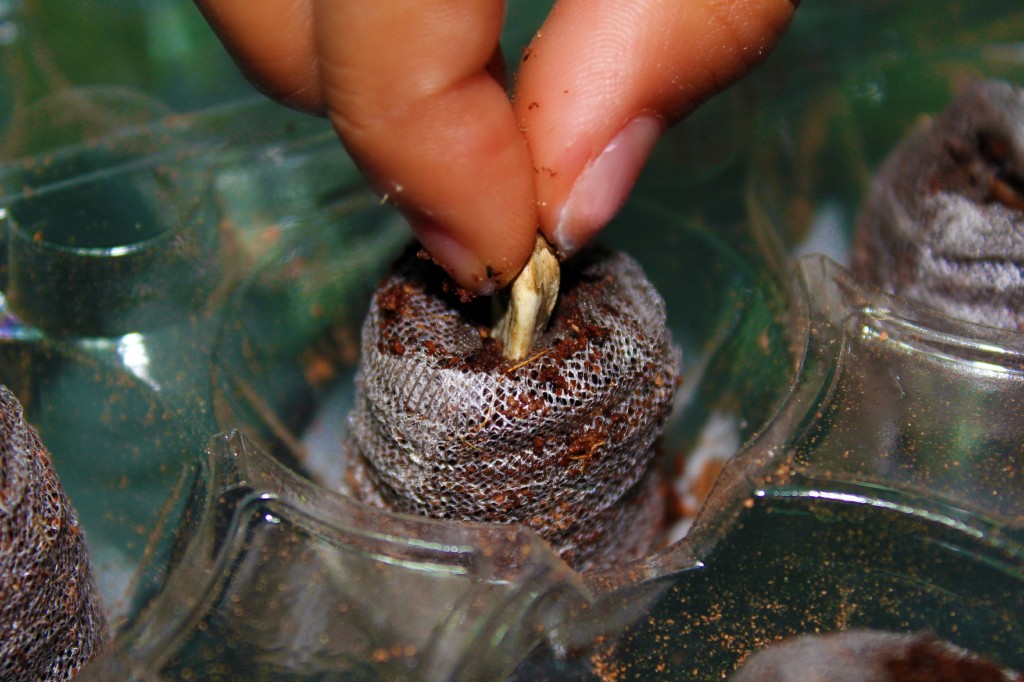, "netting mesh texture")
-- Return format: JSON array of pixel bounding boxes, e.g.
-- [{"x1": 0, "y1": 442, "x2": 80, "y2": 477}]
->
[
  {"x1": 344, "y1": 247, "x2": 681, "y2": 571},
  {"x1": 733, "y1": 630, "x2": 1022, "y2": 681},
  {"x1": 0, "y1": 386, "x2": 106, "y2": 681},
  {"x1": 853, "y1": 79, "x2": 1024, "y2": 329}
]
